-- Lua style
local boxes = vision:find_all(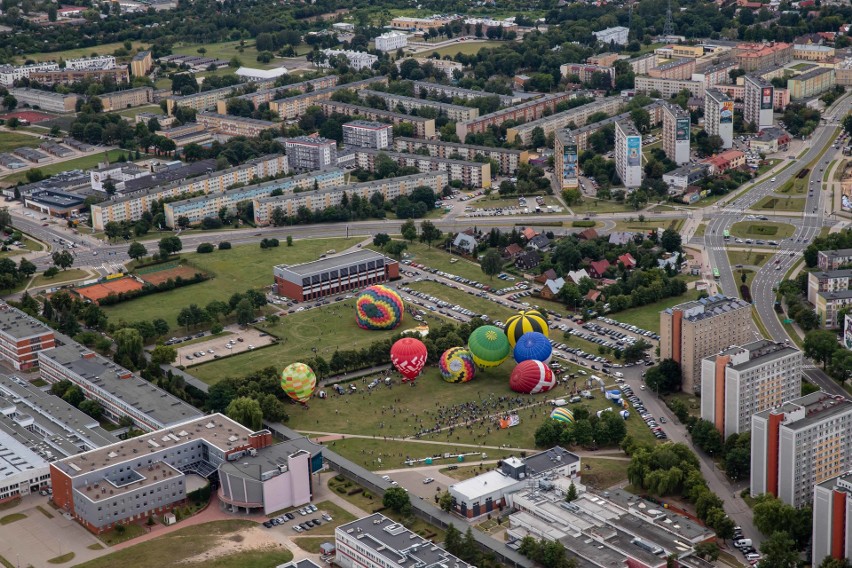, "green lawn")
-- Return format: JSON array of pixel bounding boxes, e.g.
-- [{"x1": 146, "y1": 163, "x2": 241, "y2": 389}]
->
[
  {"x1": 0, "y1": 131, "x2": 41, "y2": 153},
  {"x1": 0, "y1": 513, "x2": 26, "y2": 525},
  {"x1": 385, "y1": 241, "x2": 490, "y2": 283},
  {"x1": 0, "y1": 150, "x2": 130, "y2": 184},
  {"x1": 754, "y1": 196, "x2": 806, "y2": 212},
  {"x1": 113, "y1": 104, "x2": 162, "y2": 119},
  {"x1": 573, "y1": 199, "x2": 642, "y2": 214},
  {"x1": 605, "y1": 287, "x2": 702, "y2": 334},
  {"x1": 609, "y1": 219, "x2": 683, "y2": 233},
  {"x1": 47, "y1": 552, "x2": 75, "y2": 564},
  {"x1": 30, "y1": 268, "x2": 91, "y2": 289},
  {"x1": 420, "y1": 41, "x2": 506, "y2": 58},
  {"x1": 17, "y1": 42, "x2": 150, "y2": 64},
  {"x1": 171, "y1": 40, "x2": 286, "y2": 70},
  {"x1": 727, "y1": 249, "x2": 770, "y2": 269},
  {"x1": 580, "y1": 457, "x2": 630, "y2": 490},
  {"x1": 693, "y1": 224, "x2": 706, "y2": 237},
  {"x1": 0, "y1": 235, "x2": 44, "y2": 259},
  {"x1": 322, "y1": 438, "x2": 518, "y2": 471},
  {"x1": 77, "y1": 520, "x2": 290, "y2": 568},
  {"x1": 729, "y1": 221, "x2": 796, "y2": 240},
  {"x1": 103, "y1": 237, "x2": 362, "y2": 329}
]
